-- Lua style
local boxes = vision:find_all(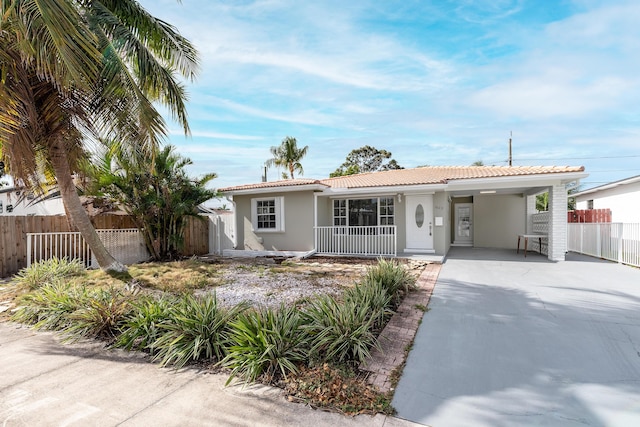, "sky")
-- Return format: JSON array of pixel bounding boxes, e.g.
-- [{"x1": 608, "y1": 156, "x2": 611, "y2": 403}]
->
[{"x1": 138, "y1": 0, "x2": 640, "y2": 195}]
